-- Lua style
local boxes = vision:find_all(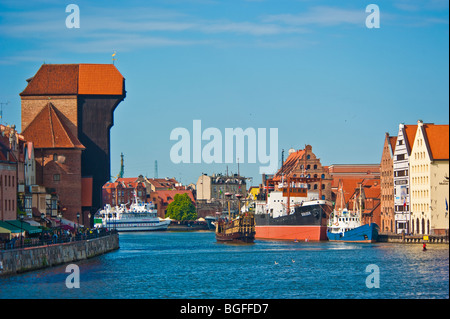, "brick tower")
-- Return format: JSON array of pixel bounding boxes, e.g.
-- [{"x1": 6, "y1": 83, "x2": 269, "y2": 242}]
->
[{"x1": 20, "y1": 64, "x2": 126, "y2": 224}]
